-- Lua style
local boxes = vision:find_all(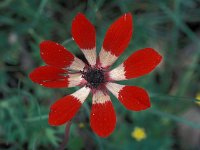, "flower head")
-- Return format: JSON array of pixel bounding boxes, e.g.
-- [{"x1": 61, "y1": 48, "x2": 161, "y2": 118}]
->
[
  {"x1": 78, "y1": 123, "x2": 85, "y2": 128},
  {"x1": 131, "y1": 127, "x2": 147, "y2": 141},
  {"x1": 195, "y1": 92, "x2": 200, "y2": 105},
  {"x1": 29, "y1": 13, "x2": 162, "y2": 137}
]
